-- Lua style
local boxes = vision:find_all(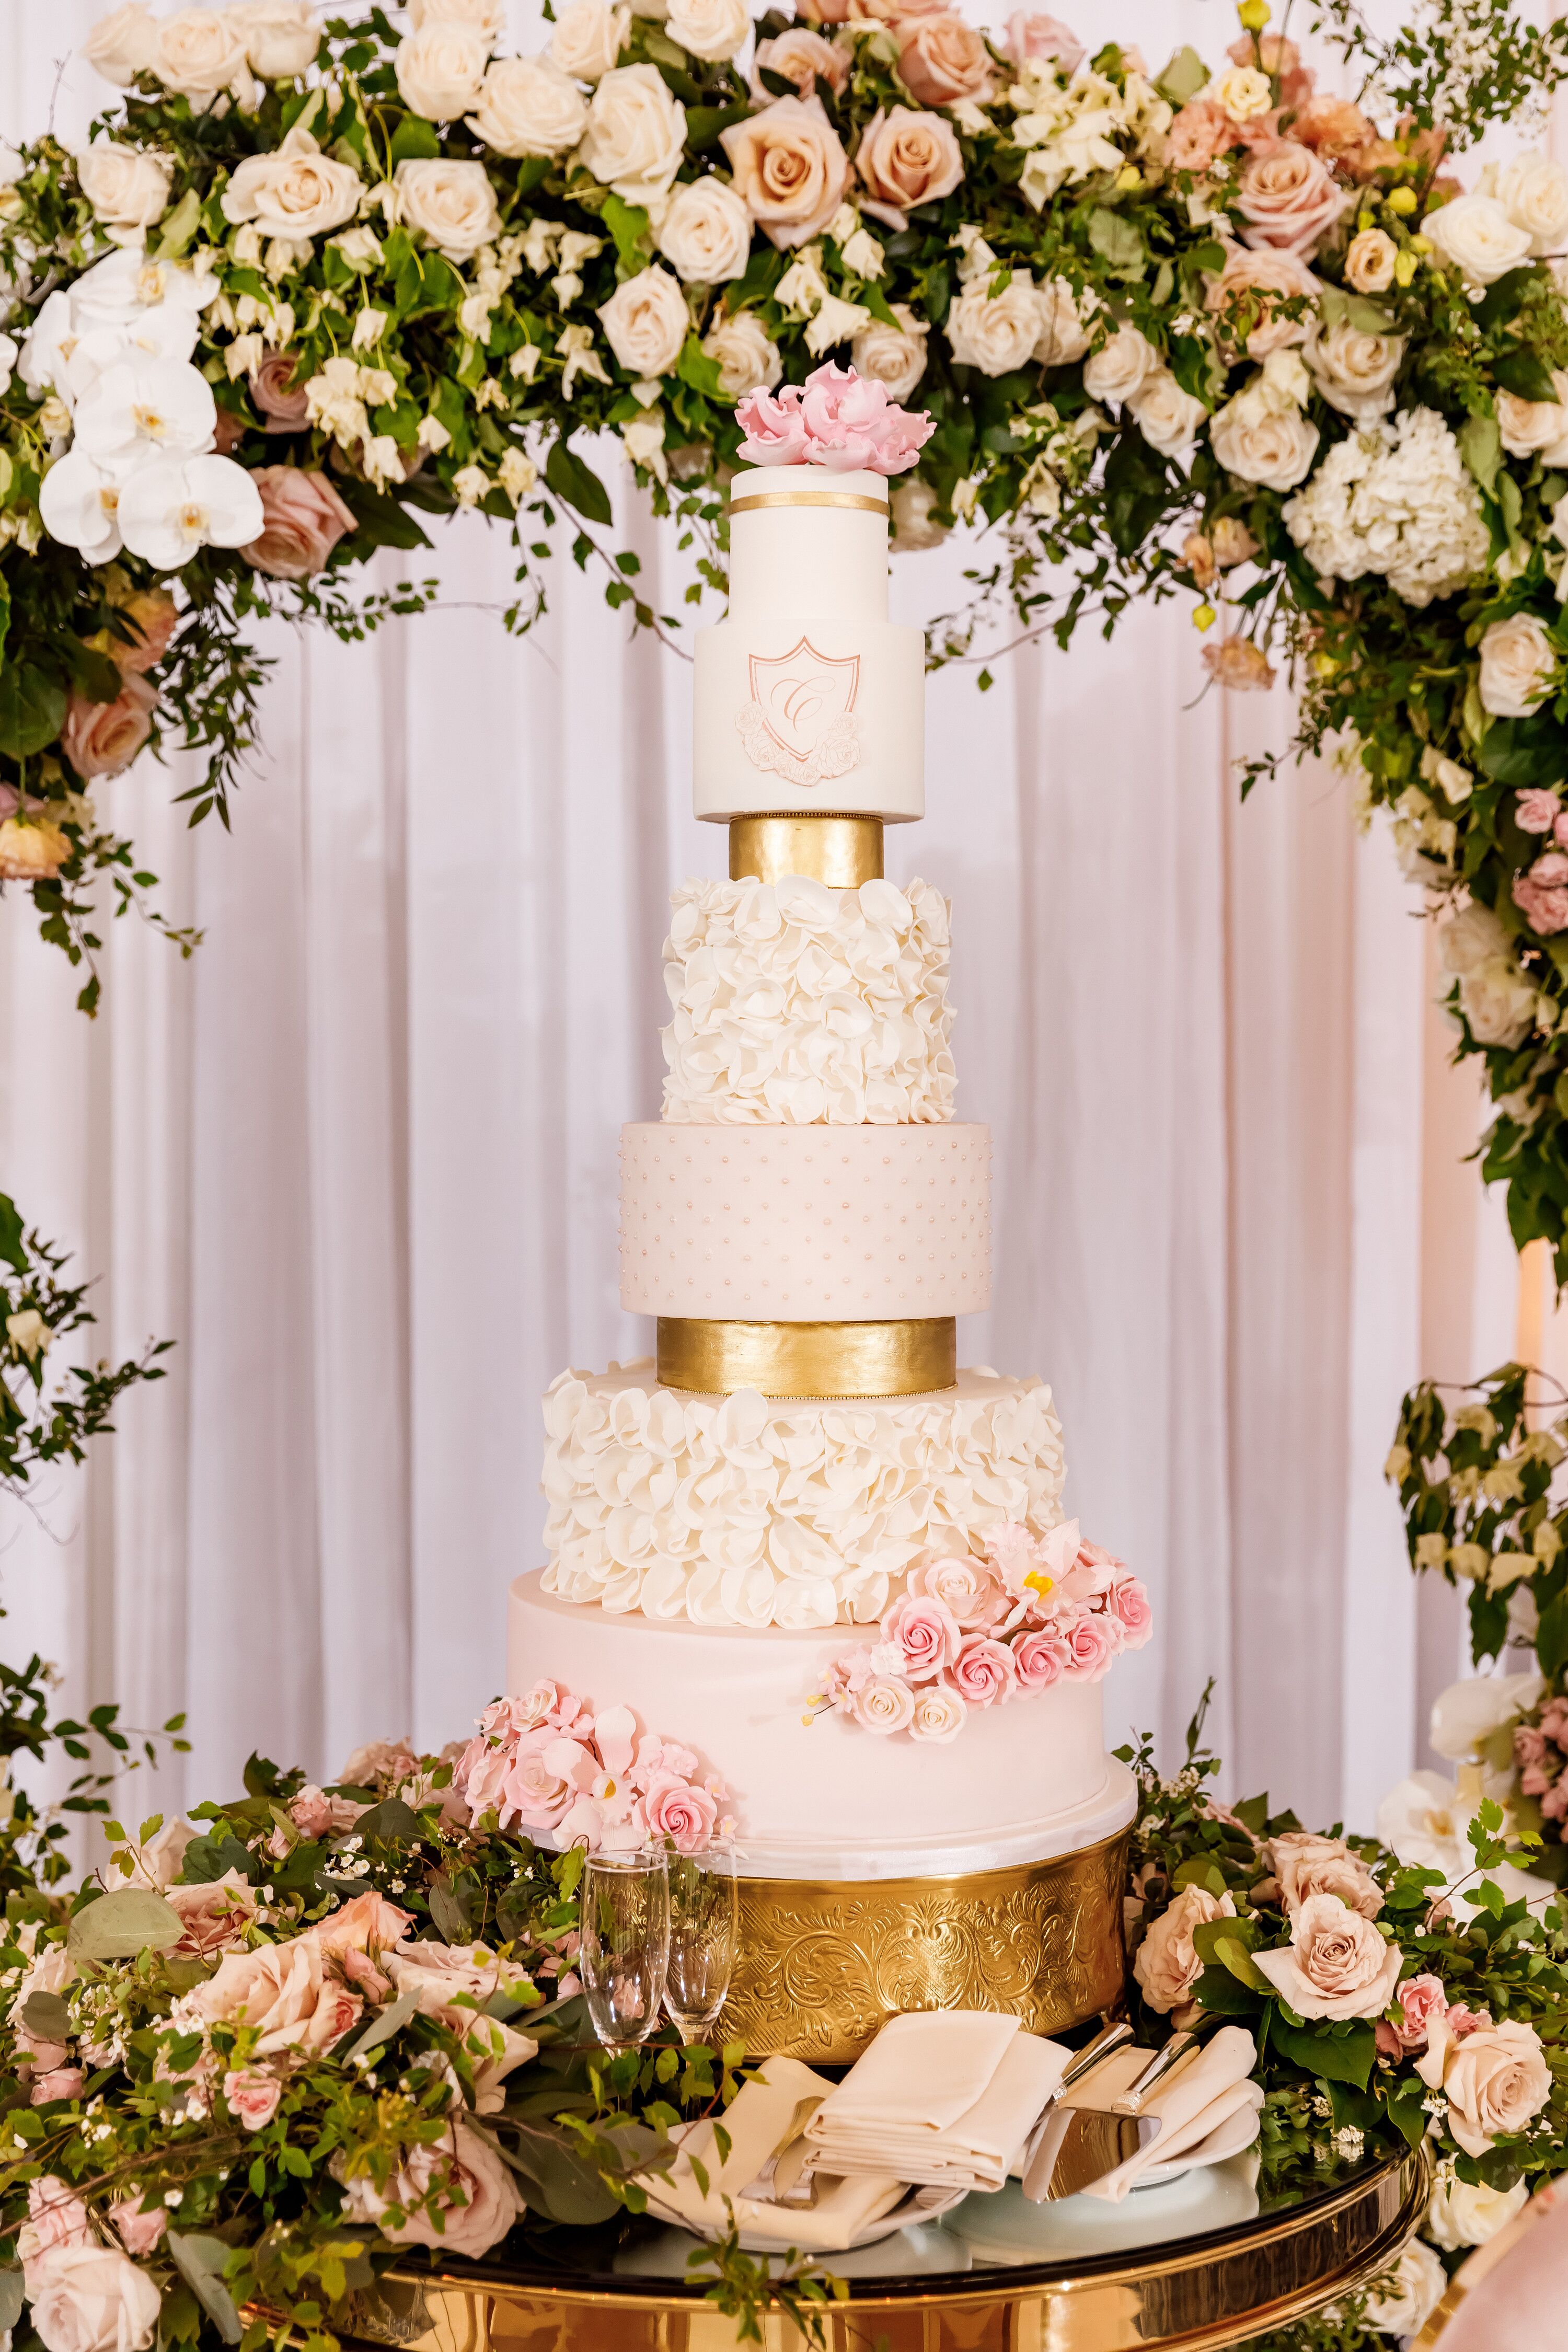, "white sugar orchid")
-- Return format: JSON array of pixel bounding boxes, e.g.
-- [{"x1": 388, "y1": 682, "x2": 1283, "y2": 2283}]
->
[
  {"x1": 118, "y1": 455, "x2": 264, "y2": 568},
  {"x1": 73, "y1": 355, "x2": 217, "y2": 478},
  {"x1": 38, "y1": 451, "x2": 126, "y2": 560}
]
